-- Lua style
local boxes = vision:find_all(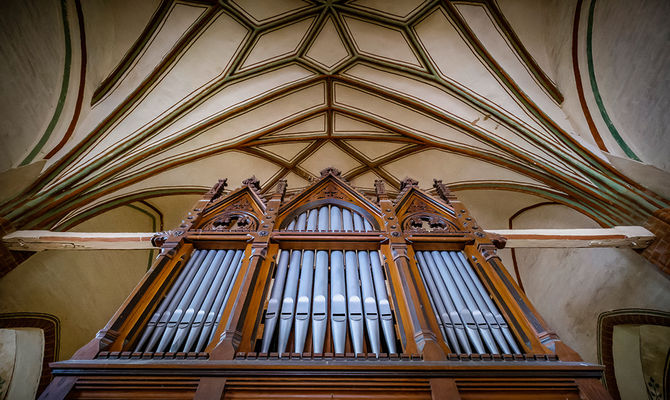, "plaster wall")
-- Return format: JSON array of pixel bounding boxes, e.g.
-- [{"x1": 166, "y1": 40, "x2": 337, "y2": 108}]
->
[
  {"x1": 512, "y1": 204, "x2": 670, "y2": 363},
  {"x1": 0, "y1": 0, "x2": 64, "y2": 171},
  {"x1": 590, "y1": 0, "x2": 670, "y2": 171},
  {"x1": 0, "y1": 249, "x2": 149, "y2": 360}
]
